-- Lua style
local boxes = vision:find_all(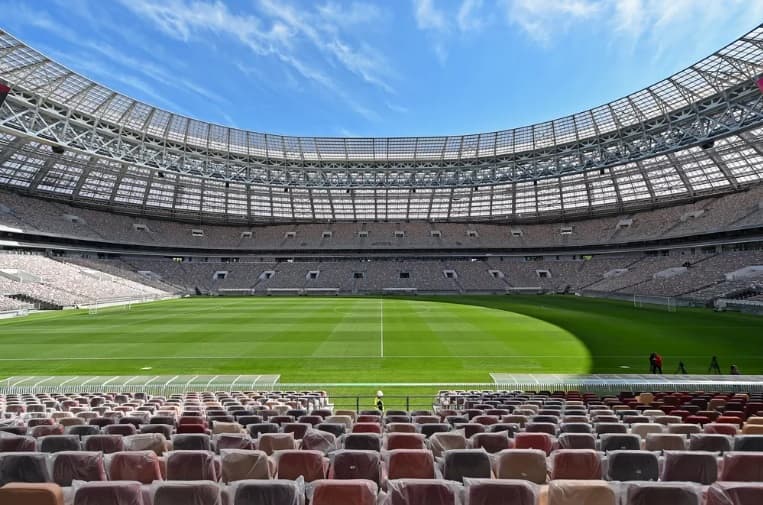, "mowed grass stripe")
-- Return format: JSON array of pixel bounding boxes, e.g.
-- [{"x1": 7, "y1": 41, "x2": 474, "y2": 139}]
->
[{"x1": 0, "y1": 296, "x2": 761, "y2": 384}]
